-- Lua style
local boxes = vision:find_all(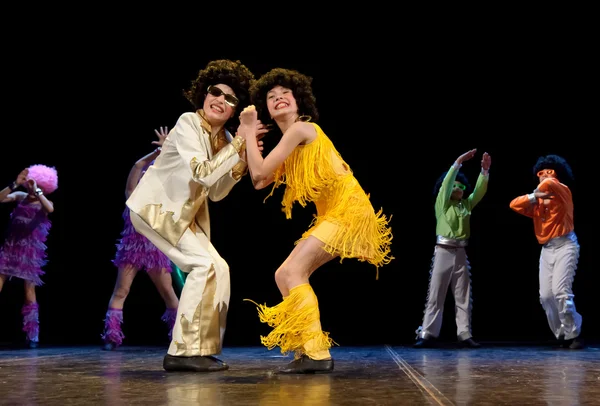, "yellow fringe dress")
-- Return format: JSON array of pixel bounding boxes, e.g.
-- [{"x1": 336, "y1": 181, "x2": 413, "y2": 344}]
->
[
  {"x1": 266, "y1": 122, "x2": 393, "y2": 270},
  {"x1": 248, "y1": 123, "x2": 393, "y2": 359}
]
